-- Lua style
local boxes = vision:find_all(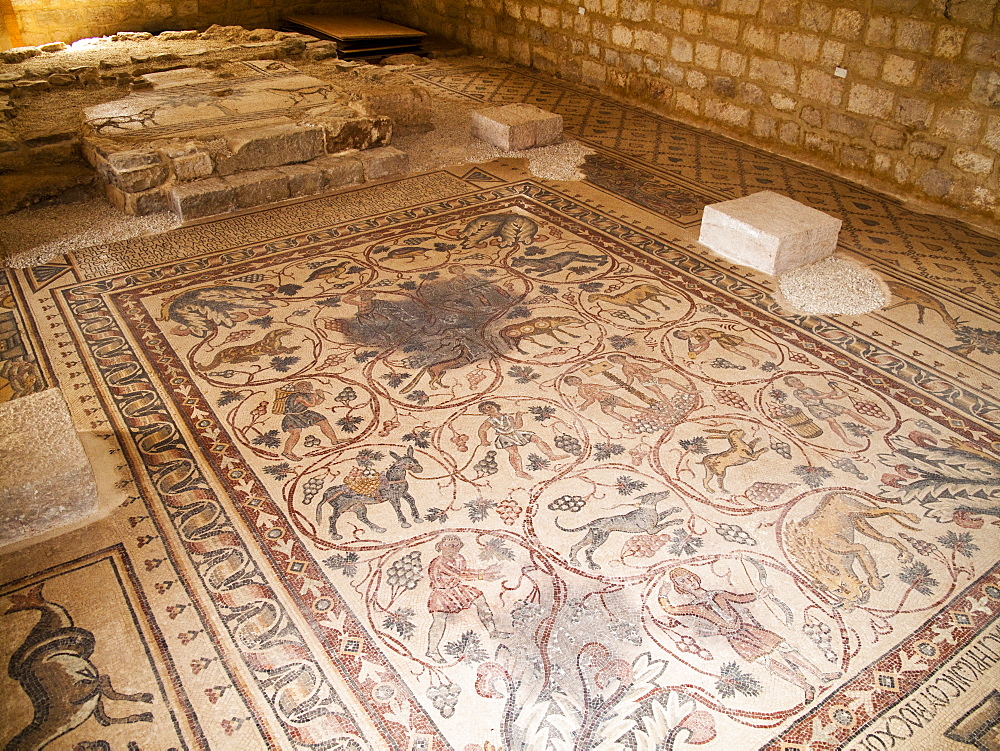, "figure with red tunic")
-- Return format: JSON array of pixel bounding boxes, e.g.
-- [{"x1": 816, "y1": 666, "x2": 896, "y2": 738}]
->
[
  {"x1": 425, "y1": 535, "x2": 510, "y2": 663},
  {"x1": 658, "y1": 567, "x2": 840, "y2": 704}
]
